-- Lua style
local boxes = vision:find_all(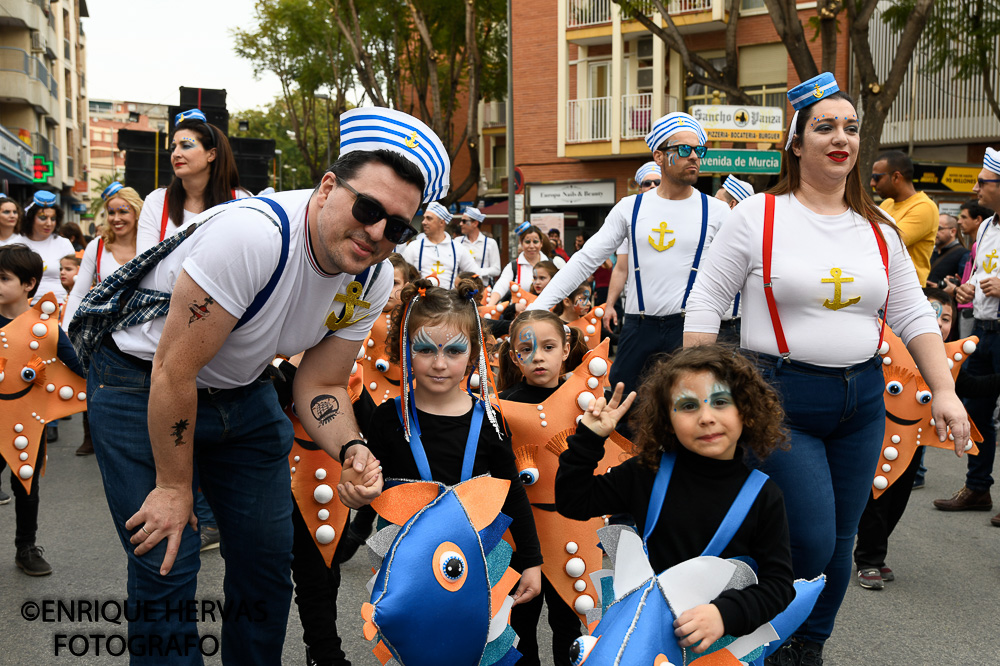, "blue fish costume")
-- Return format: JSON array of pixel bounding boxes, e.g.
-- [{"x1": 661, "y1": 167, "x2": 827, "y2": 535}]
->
[
  {"x1": 362, "y1": 476, "x2": 523, "y2": 666},
  {"x1": 570, "y1": 451, "x2": 827, "y2": 666}
]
